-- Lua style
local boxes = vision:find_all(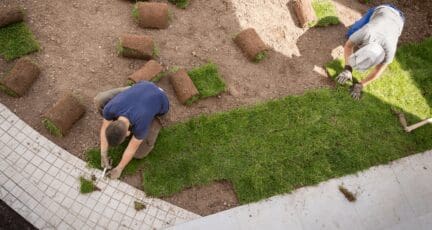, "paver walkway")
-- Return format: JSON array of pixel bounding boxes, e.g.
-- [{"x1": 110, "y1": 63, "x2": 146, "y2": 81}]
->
[
  {"x1": 0, "y1": 103, "x2": 200, "y2": 229},
  {"x1": 171, "y1": 150, "x2": 432, "y2": 230}
]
